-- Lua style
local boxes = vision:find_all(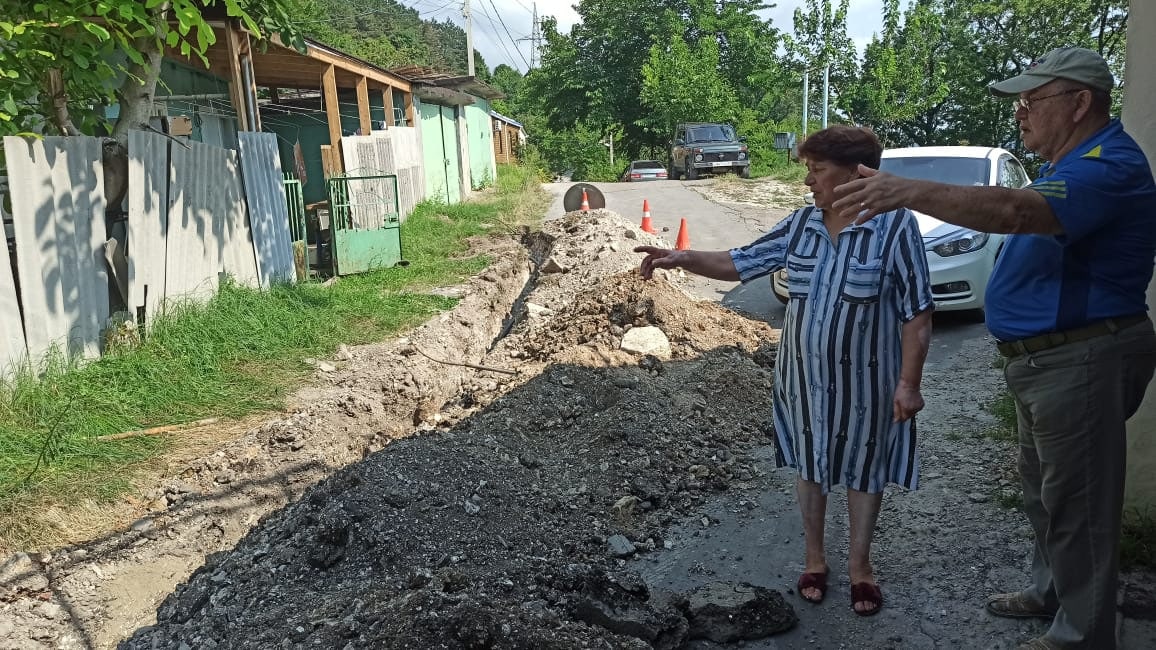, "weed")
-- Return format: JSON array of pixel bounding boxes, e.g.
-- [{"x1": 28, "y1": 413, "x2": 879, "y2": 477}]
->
[
  {"x1": 985, "y1": 390, "x2": 1018, "y2": 442},
  {"x1": 996, "y1": 489, "x2": 1024, "y2": 511},
  {"x1": 1121, "y1": 507, "x2": 1156, "y2": 571}
]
